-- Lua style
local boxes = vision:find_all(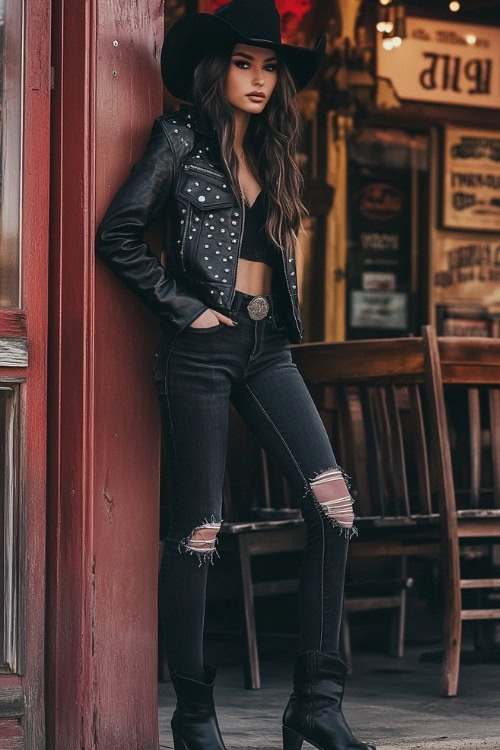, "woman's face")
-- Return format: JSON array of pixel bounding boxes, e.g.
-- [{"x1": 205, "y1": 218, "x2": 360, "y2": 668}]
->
[{"x1": 224, "y1": 43, "x2": 278, "y2": 115}]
